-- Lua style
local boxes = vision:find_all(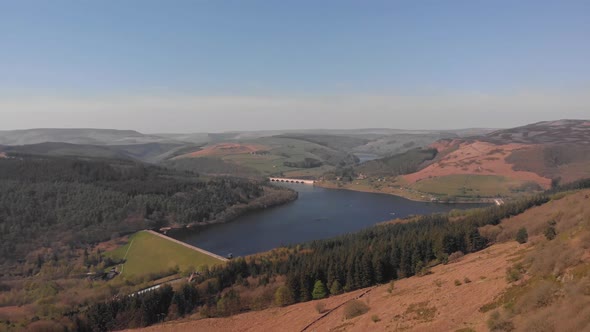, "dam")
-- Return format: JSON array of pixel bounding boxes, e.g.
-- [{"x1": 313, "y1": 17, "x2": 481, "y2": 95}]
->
[{"x1": 269, "y1": 177, "x2": 315, "y2": 184}]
